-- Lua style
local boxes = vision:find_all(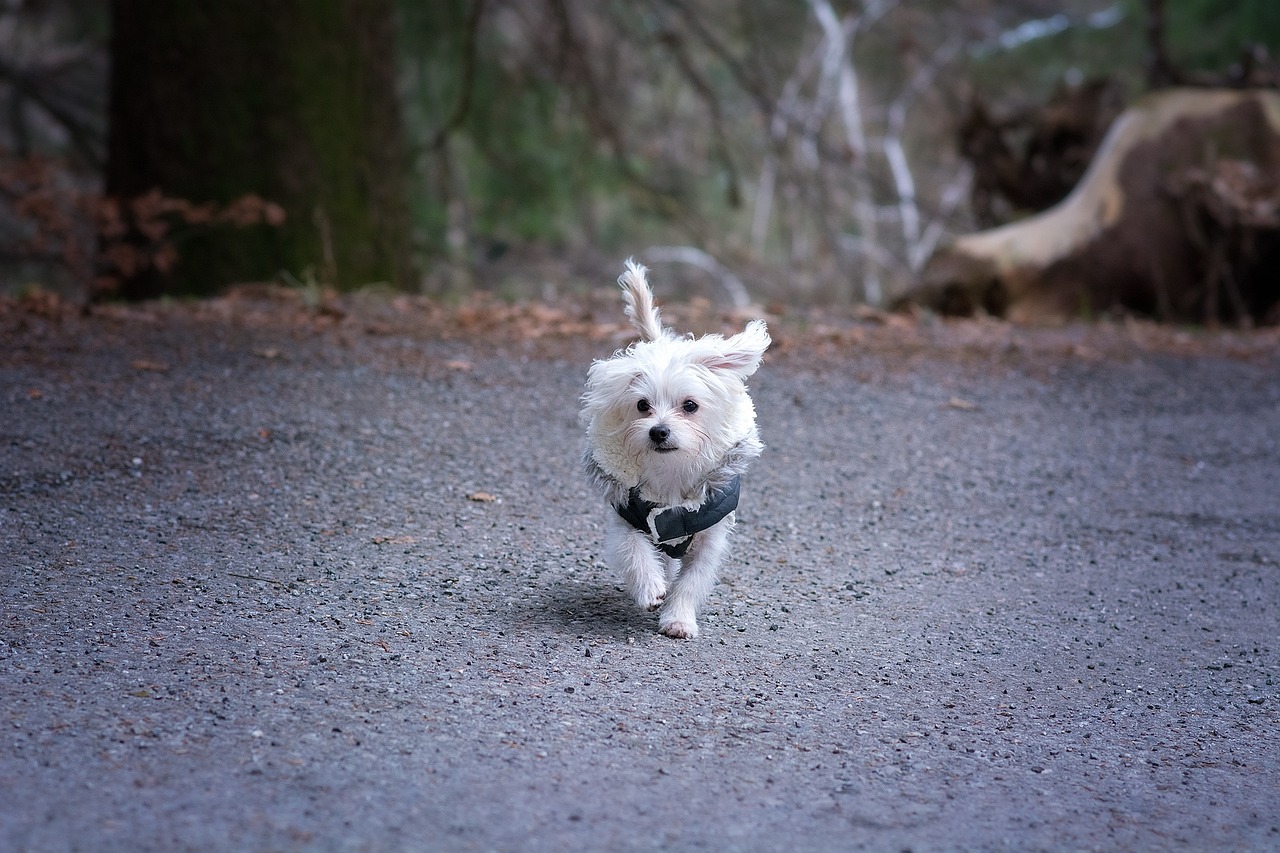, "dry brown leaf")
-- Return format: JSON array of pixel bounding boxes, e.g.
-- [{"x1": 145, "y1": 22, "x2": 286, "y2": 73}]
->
[
  {"x1": 947, "y1": 396, "x2": 978, "y2": 411},
  {"x1": 372, "y1": 535, "x2": 416, "y2": 545},
  {"x1": 467, "y1": 491, "x2": 497, "y2": 503},
  {"x1": 130, "y1": 359, "x2": 170, "y2": 372}
]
